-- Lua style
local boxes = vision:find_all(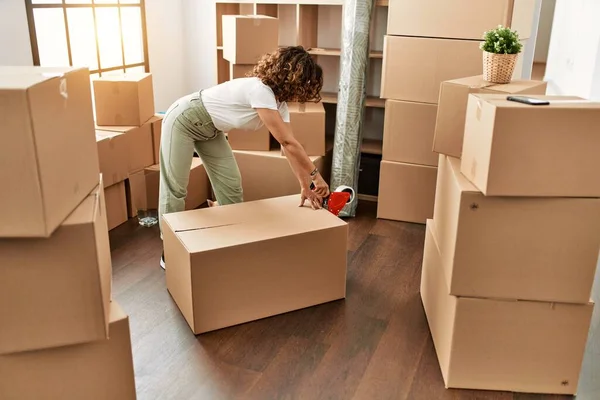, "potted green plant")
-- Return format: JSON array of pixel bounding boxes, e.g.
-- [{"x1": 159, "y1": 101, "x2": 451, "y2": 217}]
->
[{"x1": 480, "y1": 25, "x2": 523, "y2": 84}]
